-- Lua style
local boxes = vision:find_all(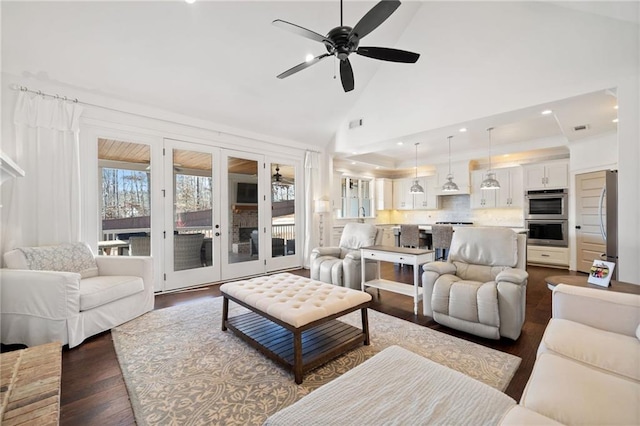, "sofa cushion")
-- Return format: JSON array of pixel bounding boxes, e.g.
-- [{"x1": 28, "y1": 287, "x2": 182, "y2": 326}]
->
[
  {"x1": 7, "y1": 242, "x2": 98, "y2": 279},
  {"x1": 538, "y1": 318, "x2": 640, "y2": 381},
  {"x1": 79, "y1": 275, "x2": 144, "y2": 311},
  {"x1": 520, "y1": 353, "x2": 640, "y2": 425},
  {"x1": 499, "y1": 406, "x2": 563, "y2": 425}
]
